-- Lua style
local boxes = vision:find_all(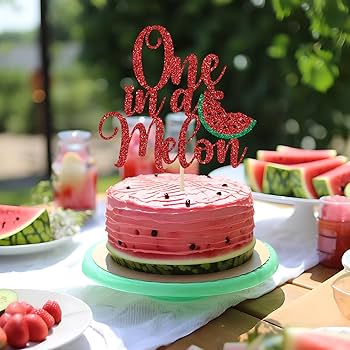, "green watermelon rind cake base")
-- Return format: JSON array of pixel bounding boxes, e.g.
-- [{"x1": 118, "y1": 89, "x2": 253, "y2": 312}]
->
[
  {"x1": 108, "y1": 245, "x2": 255, "y2": 275},
  {"x1": 82, "y1": 240, "x2": 279, "y2": 300}
]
